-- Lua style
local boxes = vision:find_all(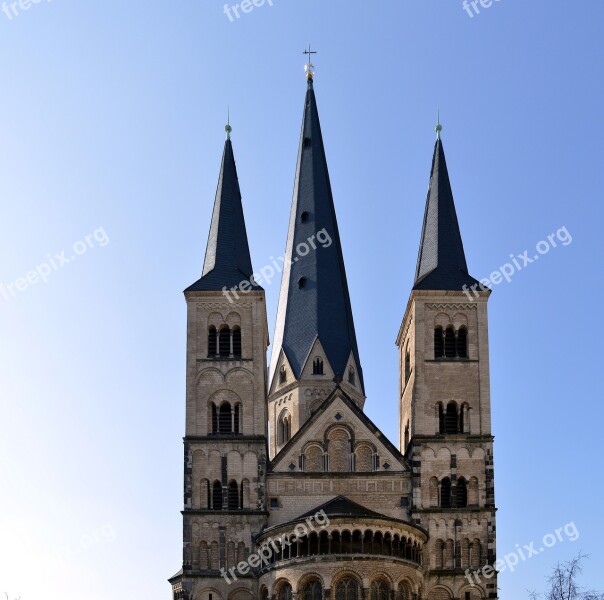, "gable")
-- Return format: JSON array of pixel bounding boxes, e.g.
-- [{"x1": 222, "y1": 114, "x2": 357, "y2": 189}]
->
[{"x1": 270, "y1": 389, "x2": 408, "y2": 473}]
